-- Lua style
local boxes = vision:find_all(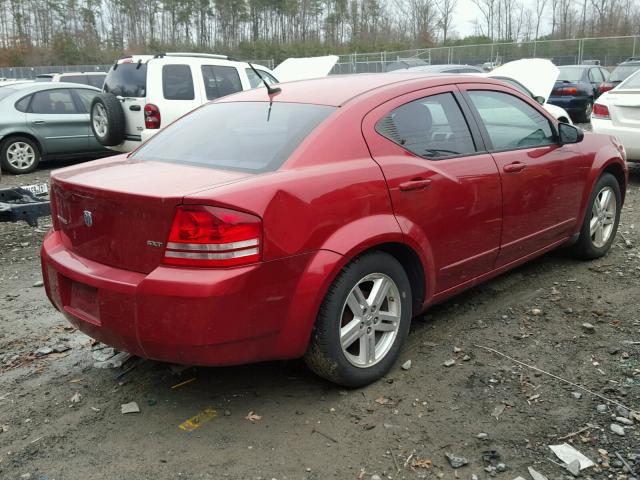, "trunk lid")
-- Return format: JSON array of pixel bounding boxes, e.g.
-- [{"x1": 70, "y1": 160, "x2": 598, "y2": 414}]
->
[
  {"x1": 488, "y1": 58, "x2": 559, "y2": 101},
  {"x1": 51, "y1": 157, "x2": 252, "y2": 274},
  {"x1": 606, "y1": 90, "x2": 640, "y2": 128}
]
